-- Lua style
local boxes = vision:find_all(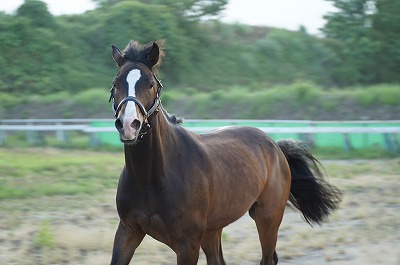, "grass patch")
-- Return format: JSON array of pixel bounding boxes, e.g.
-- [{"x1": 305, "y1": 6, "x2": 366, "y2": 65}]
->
[
  {"x1": 0, "y1": 92, "x2": 27, "y2": 108},
  {"x1": 353, "y1": 84, "x2": 400, "y2": 106},
  {"x1": 0, "y1": 148, "x2": 123, "y2": 199},
  {"x1": 312, "y1": 146, "x2": 398, "y2": 160},
  {"x1": 2, "y1": 83, "x2": 398, "y2": 120},
  {"x1": 0, "y1": 131, "x2": 123, "y2": 152},
  {"x1": 0, "y1": 147, "x2": 397, "y2": 200},
  {"x1": 33, "y1": 220, "x2": 55, "y2": 248},
  {"x1": 163, "y1": 83, "x2": 400, "y2": 119}
]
